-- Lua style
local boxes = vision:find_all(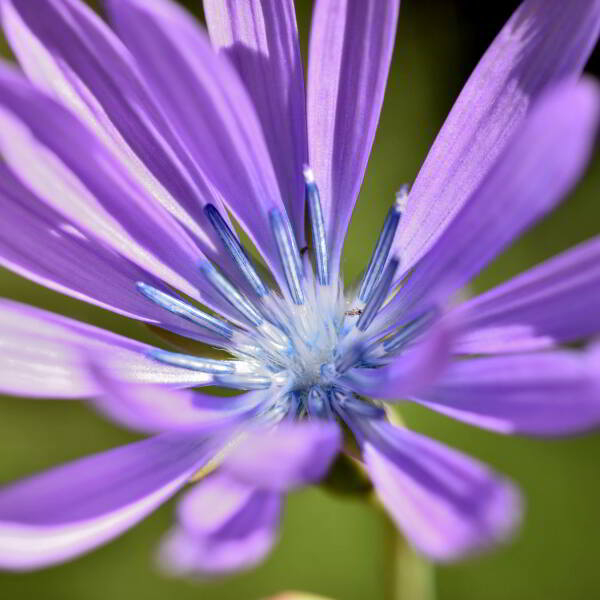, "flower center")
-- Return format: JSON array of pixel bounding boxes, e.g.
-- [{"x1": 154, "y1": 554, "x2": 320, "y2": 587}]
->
[{"x1": 137, "y1": 168, "x2": 428, "y2": 421}]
